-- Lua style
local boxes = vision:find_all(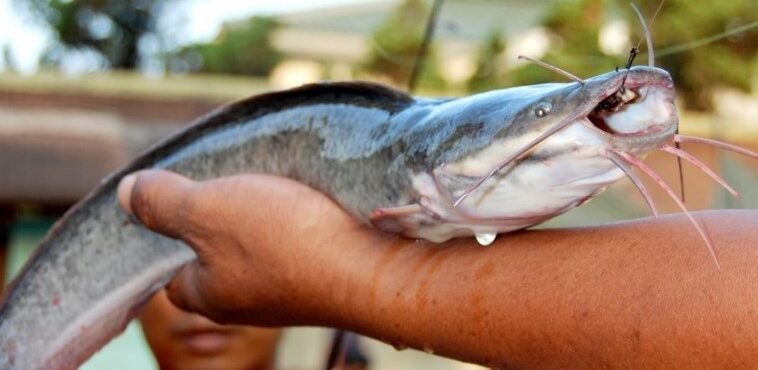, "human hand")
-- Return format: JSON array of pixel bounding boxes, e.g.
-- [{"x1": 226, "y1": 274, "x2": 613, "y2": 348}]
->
[
  {"x1": 117, "y1": 170, "x2": 387, "y2": 326},
  {"x1": 118, "y1": 171, "x2": 758, "y2": 368}
]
